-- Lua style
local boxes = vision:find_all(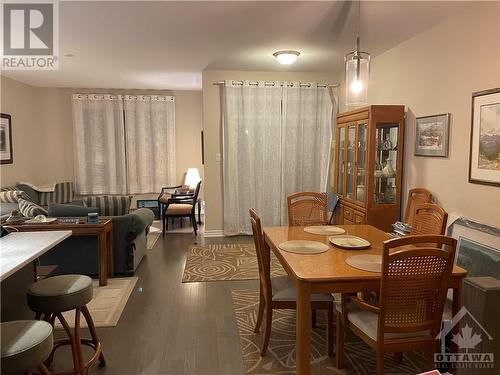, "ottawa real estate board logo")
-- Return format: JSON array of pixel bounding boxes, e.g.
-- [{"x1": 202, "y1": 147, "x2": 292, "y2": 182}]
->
[
  {"x1": 1, "y1": 1, "x2": 58, "y2": 70},
  {"x1": 434, "y1": 306, "x2": 494, "y2": 370}
]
